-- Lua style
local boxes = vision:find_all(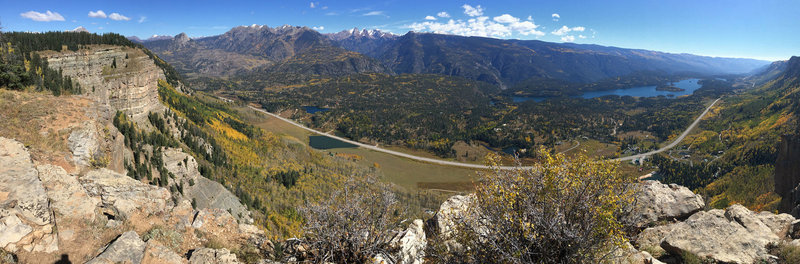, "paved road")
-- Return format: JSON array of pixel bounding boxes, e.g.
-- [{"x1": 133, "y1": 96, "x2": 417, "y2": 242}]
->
[
  {"x1": 240, "y1": 97, "x2": 721, "y2": 169},
  {"x1": 614, "y1": 98, "x2": 722, "y2": 162}
]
